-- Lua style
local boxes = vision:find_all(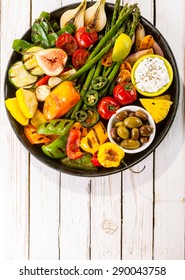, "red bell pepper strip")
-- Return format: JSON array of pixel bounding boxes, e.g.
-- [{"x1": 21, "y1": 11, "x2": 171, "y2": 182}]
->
[
  {"x1": 66, "y1": 128, "x2": 83, "y2": 160},
  {"x1": 35, "y1": 75, "x2": 51, "y2": 87},
  {"x1": 24, "y1": 124, "x2": 51, "y2": 145},
  {"x1": 91, "y1": 152, "x2": 102, "y2": 167}
]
